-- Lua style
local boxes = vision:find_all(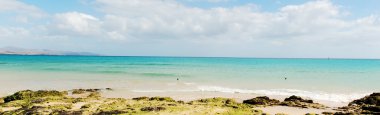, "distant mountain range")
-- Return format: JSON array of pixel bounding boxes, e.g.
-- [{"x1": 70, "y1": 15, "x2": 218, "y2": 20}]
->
[{"x1": 0, "y1": 47, "x2": 99, "y2": 56}]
